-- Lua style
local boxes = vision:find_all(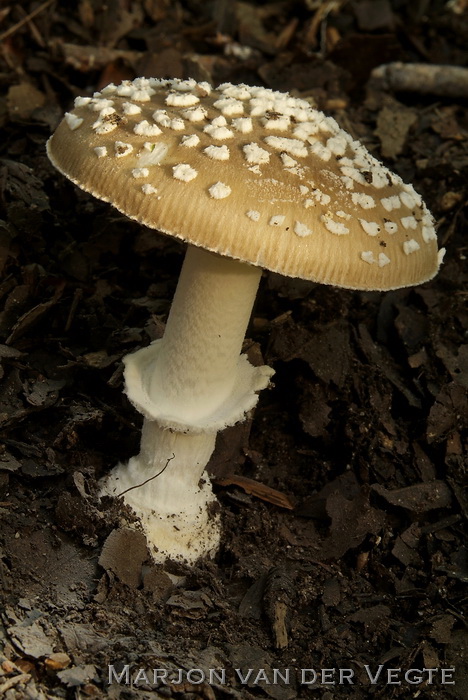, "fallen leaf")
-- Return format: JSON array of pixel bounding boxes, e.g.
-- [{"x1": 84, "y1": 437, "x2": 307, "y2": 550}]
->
[
  {"x1": 99, "y1": 528, "x2": 148, "y2": 587},
  {"x1": 372, "y1": 481, "x2": 452, "y2": 513},
  {"x1": 8, "y1": 621, "x2": 54, "y2": 658},
  {"x1": 375, "y1": 97, "x2": 417, "y2": 159},
  {"x1": 57, "y1": 665, "x2": 97, "y2": 687},
  {"x1": 427, "y1": 383, "x2": 468, "y2": 442},
  {"x1": 318, "y1": 488, "x2": 385, "y2": 560}
]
